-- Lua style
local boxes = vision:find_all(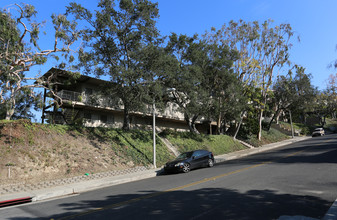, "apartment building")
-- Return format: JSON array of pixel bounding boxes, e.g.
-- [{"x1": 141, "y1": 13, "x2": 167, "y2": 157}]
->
[{"x1": 41, "y1": 68, "x2": 213, "y2": 133}]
